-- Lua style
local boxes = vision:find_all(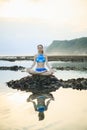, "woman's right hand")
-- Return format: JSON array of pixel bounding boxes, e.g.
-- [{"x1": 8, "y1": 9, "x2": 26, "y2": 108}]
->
[{"x1": 25, "y1": 68, "x2": 31, "y2": 73}]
